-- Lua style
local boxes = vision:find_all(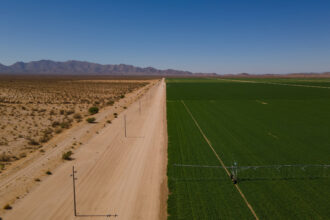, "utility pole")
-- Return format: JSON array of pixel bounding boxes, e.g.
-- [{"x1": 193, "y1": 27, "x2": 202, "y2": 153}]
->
[
  {"x1": 70, "y1": 167, "x2": 118, "y2": 218},
  {"x1": 71, "y1": 166, "x2": 77, "y2": 216}
]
